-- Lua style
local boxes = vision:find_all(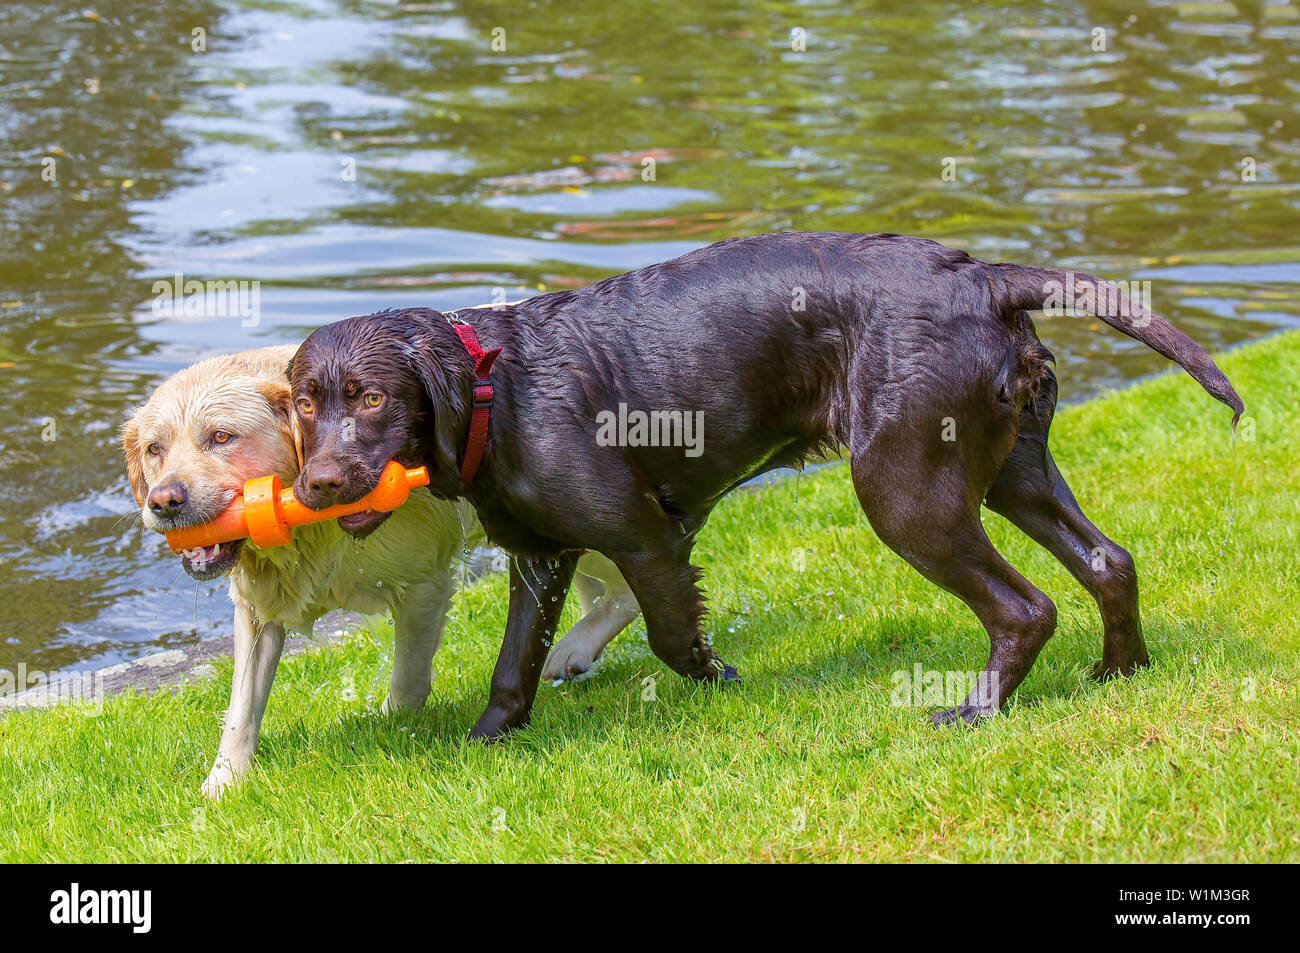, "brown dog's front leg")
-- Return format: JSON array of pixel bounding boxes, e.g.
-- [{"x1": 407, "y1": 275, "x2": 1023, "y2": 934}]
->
[{"x1": 470, "y1": 552, "x2": 580, "y2": 742}]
